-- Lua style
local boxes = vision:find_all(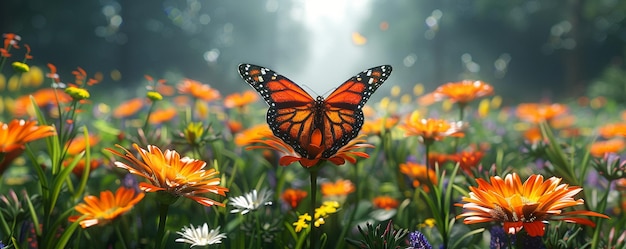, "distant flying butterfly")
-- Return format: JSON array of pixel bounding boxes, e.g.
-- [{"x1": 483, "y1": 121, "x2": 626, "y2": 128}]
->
[{"x1": 238, "y1": 64, "x2": 392, "y2": 159}]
